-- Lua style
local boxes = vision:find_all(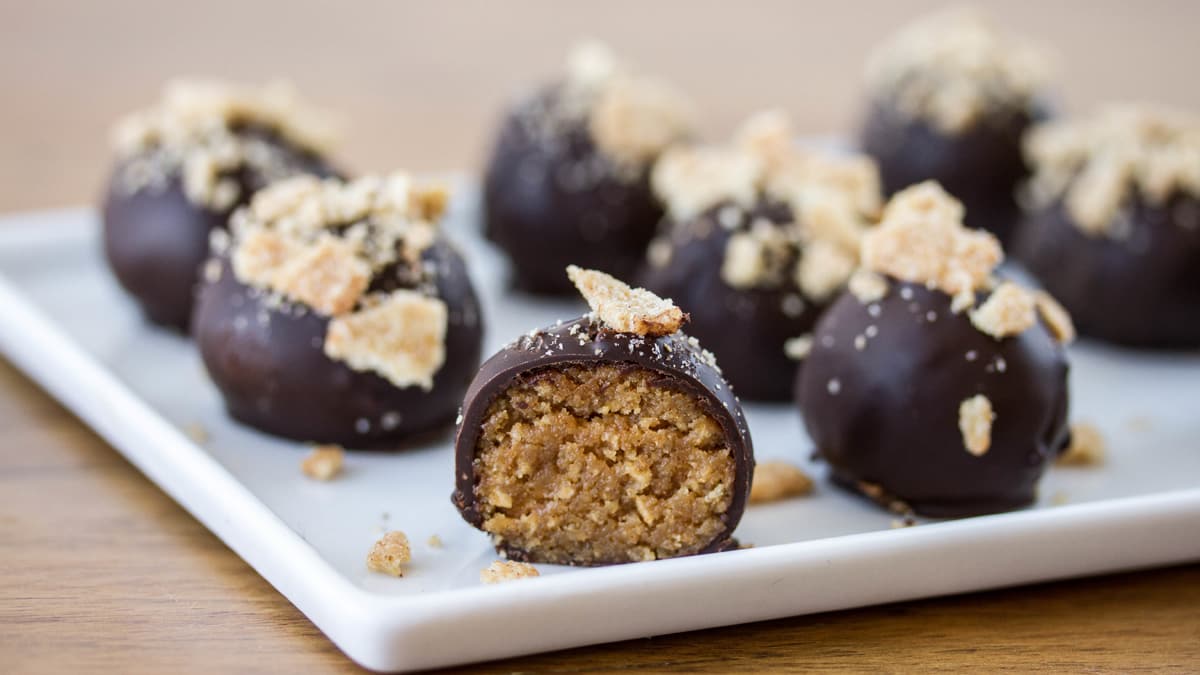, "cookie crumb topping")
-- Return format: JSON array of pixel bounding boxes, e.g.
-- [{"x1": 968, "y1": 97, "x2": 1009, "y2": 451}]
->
[
  {"x1": 567, "y1": 265, "x2": 685, "y2": 336},
  {"x1": 1033, "y1": 290, "x2": 1076, "y2": 344},
  {"x1": 784, "y1": 334, "x2": 814, "y2": 361},
  {"x1": 1024, "y1": 104, "x2": 1200, "y2": 235},
  {"x1": 1057, "y1": 422, "x2": 1106, "y2": 466},
  {"x1": 969, "y1": 282, "x2": 1037, "y2": 339},
  {"x1": 958, "y1": 394, "x2": 995, "y2": 457},
  {"x1": 866, "y1": 8, "x2": 1050, "y2": 134},
  {"x1": 112, "y1": 80, "x2": 338, "y2": 210},
  {"x1": 480, "y1": 560, "x2": 540, "y2": 584},
  {"x1": 301, "y1": 444, "x2": 345, "y2": 481},
  {"x1": 226, "y1": 173, "x2": 451, "y2": 388},
  {"x1": 749, "y1": 461, "x2": 814, "y2": 503},
  {"x1": 848, "y1": 269, "x2": 889, "y2": 303},
  {"x1": 367, "y1": 531, "x2": 411, "y2": 577}
]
